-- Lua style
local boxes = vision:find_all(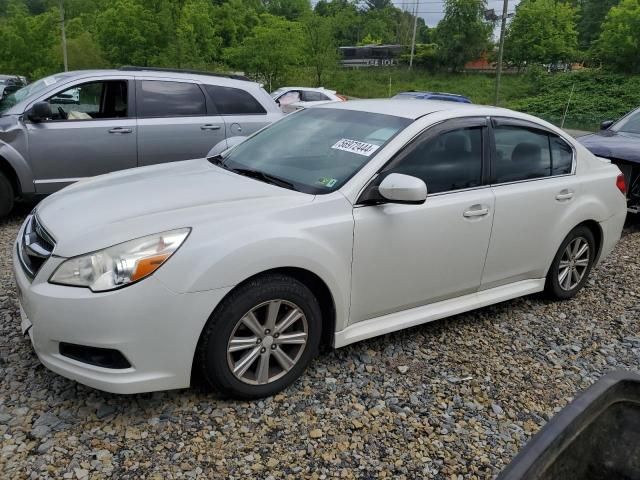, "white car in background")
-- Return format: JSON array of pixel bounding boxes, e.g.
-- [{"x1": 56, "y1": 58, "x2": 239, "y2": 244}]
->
[
  {"x1": 14, "y1": 100, "x2": 627, "y2": 399},
  {"x1": 271, "y1": 86, "x2": 345, "y2": 113}
]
